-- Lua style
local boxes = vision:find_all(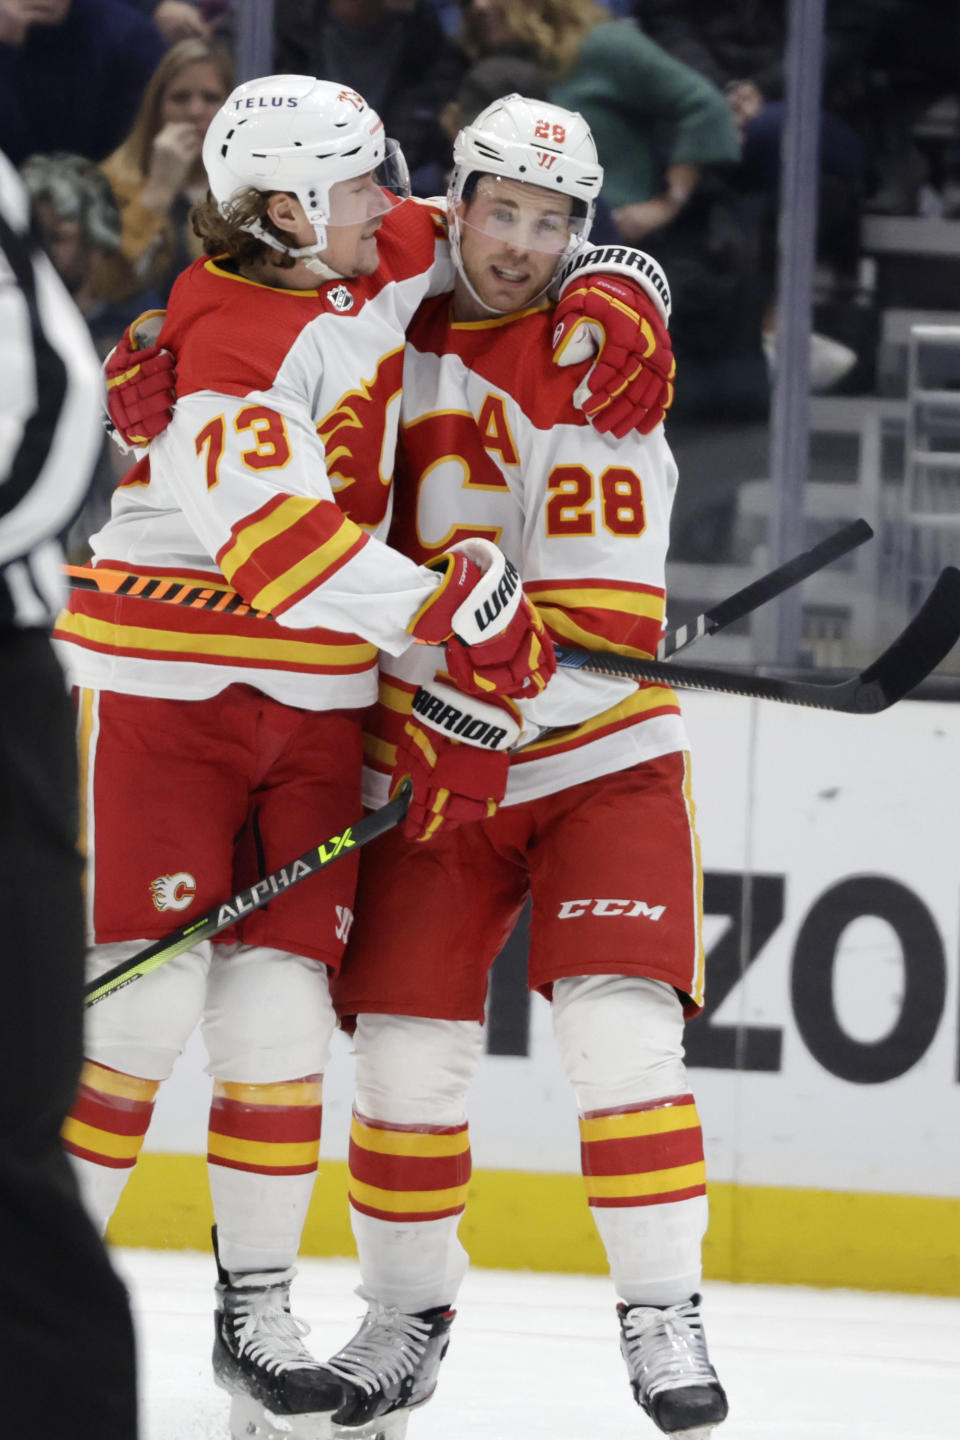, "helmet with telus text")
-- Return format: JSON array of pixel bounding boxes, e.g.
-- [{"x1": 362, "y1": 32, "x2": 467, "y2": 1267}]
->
[
  {"x1": 447, "y1": 93, "x2": 603, "y2": 311},
  {"x1": 202, "y1": 74, "x2": 410, "y2": 260}
]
